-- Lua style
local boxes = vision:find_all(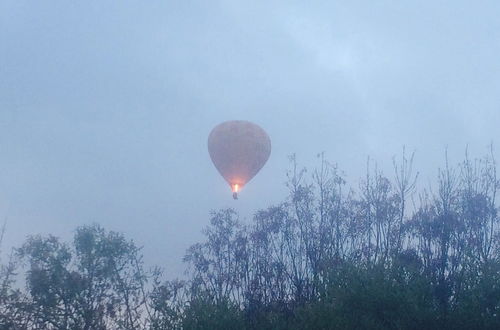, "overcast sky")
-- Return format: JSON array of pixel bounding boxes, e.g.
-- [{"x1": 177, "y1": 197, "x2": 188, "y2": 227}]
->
[{"x1": 1, "y1": 0, "x2": 499, "y2": 276}]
